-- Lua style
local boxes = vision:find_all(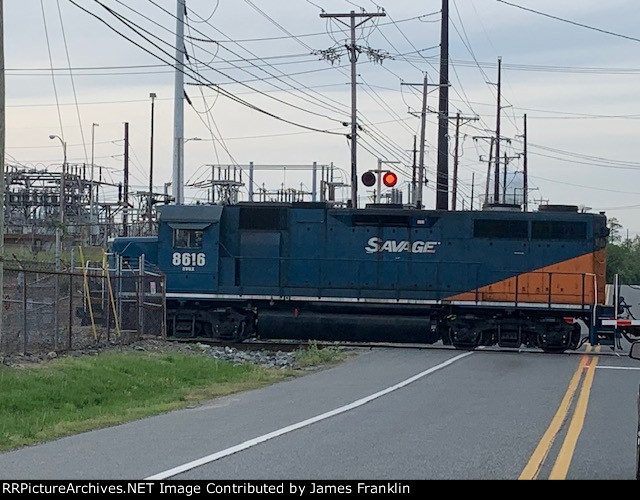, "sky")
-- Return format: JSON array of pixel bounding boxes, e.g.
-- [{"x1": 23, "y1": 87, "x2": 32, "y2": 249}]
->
[{"x1": 4, "y1": 0, "x2": 640, "y2": 235}]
